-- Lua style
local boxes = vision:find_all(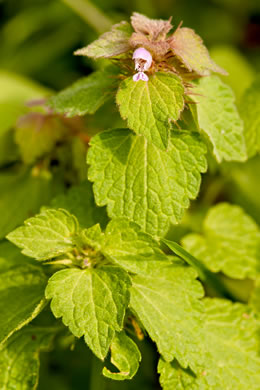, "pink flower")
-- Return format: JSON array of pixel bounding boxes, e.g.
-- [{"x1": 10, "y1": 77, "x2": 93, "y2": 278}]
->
[
  {"x1": 133, "y1": 72, "x2": 149, "y2": 81},
  {"x1": 132, "y1": 47, "x2": 152, "y2": 82}
]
